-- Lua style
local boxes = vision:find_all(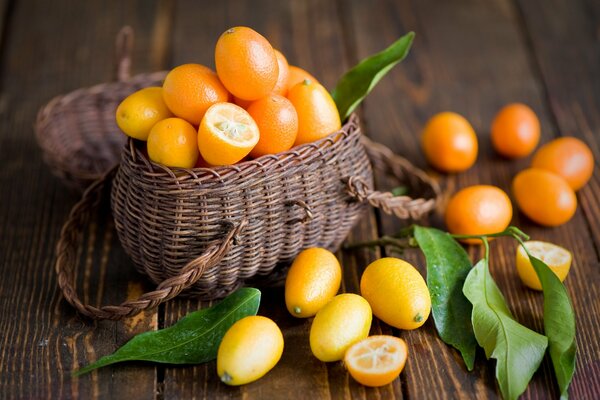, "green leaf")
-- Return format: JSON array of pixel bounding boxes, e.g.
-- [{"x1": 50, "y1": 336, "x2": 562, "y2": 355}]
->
[
  {"x1": 391, "y1": 186, "x2": 409, "y2": 197},
  {"x1": 74, "y1": 288, "x2": 261, "y2": 376},
  {"x1": 413, "y1": 226, "x2": 477, "y2": 370},
  {"x1": 331, "y1": 32, "x2": 415, "y2": 120},
  {"x1": 525, "y1": 251, "x2": 576, "y2": 399},
  {"x1": 463, "y1": 259, "x2": 548, "y2": 400}
]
